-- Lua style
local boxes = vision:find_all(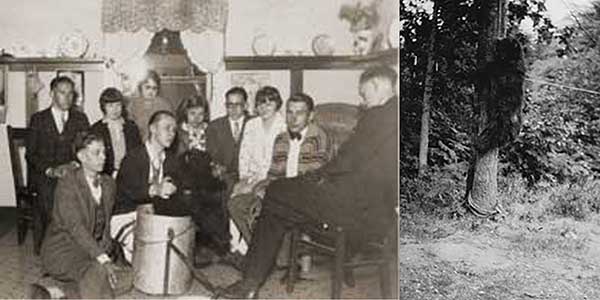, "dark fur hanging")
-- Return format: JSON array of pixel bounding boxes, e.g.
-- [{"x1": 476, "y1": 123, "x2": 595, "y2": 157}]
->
[{"x1": 476, "y1": 37, "x2": 525, "y2": 153}]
